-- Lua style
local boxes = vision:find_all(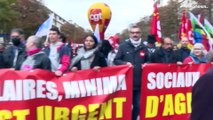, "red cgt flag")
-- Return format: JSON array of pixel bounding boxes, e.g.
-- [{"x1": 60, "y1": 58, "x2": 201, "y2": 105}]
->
[
  {"x1": 178, "y1": 10, "x2": 187, "y2": 40},
  {"x1": 186, "y1": 18, "x2": 194, "y2": 45},
  {"x1": 150, "y1": 2, "x2": 162, "y2": 43}
]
